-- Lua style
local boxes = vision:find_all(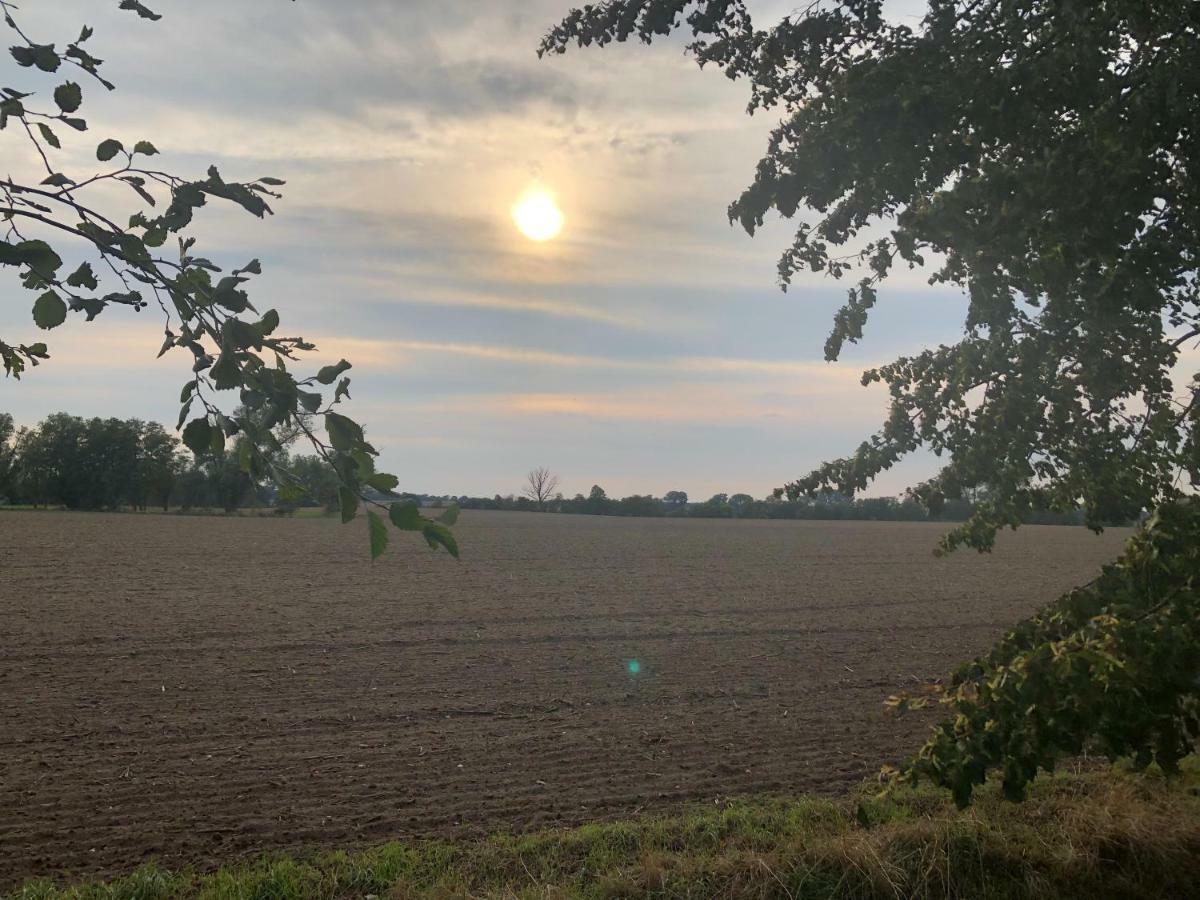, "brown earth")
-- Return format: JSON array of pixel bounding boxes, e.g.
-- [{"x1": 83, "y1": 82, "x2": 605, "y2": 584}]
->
[{"x1": 0, "y1": 509, "x2": 1129, "y2": 888}]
